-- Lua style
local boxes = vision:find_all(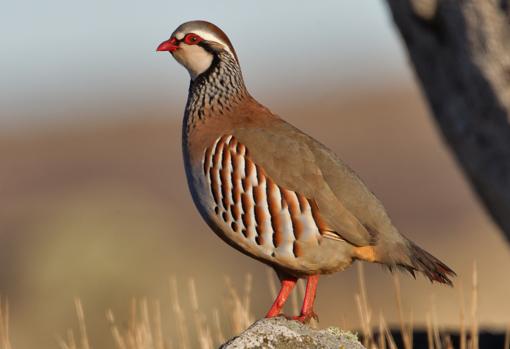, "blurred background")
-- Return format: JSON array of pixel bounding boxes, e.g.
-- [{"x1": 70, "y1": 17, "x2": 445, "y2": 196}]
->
[{"x1": 1, "y1": 1, "x2": 509, "y2": 348}]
